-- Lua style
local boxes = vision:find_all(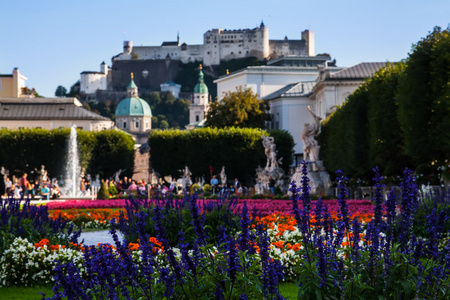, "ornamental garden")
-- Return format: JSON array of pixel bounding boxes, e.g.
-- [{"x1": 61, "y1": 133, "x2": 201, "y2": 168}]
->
[
  {"x1": 0, "y1": 27, "x2": 449, "y2": 299},
  {"x1": 0, "y1": 164, "x2": 449, "y2": 299}
]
